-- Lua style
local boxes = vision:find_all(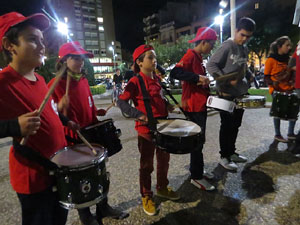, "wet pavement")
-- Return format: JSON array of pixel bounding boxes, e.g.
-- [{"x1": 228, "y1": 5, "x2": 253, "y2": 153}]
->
[{"x1": 0, "y1": 91, "x2": 299, "y2": 225}]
